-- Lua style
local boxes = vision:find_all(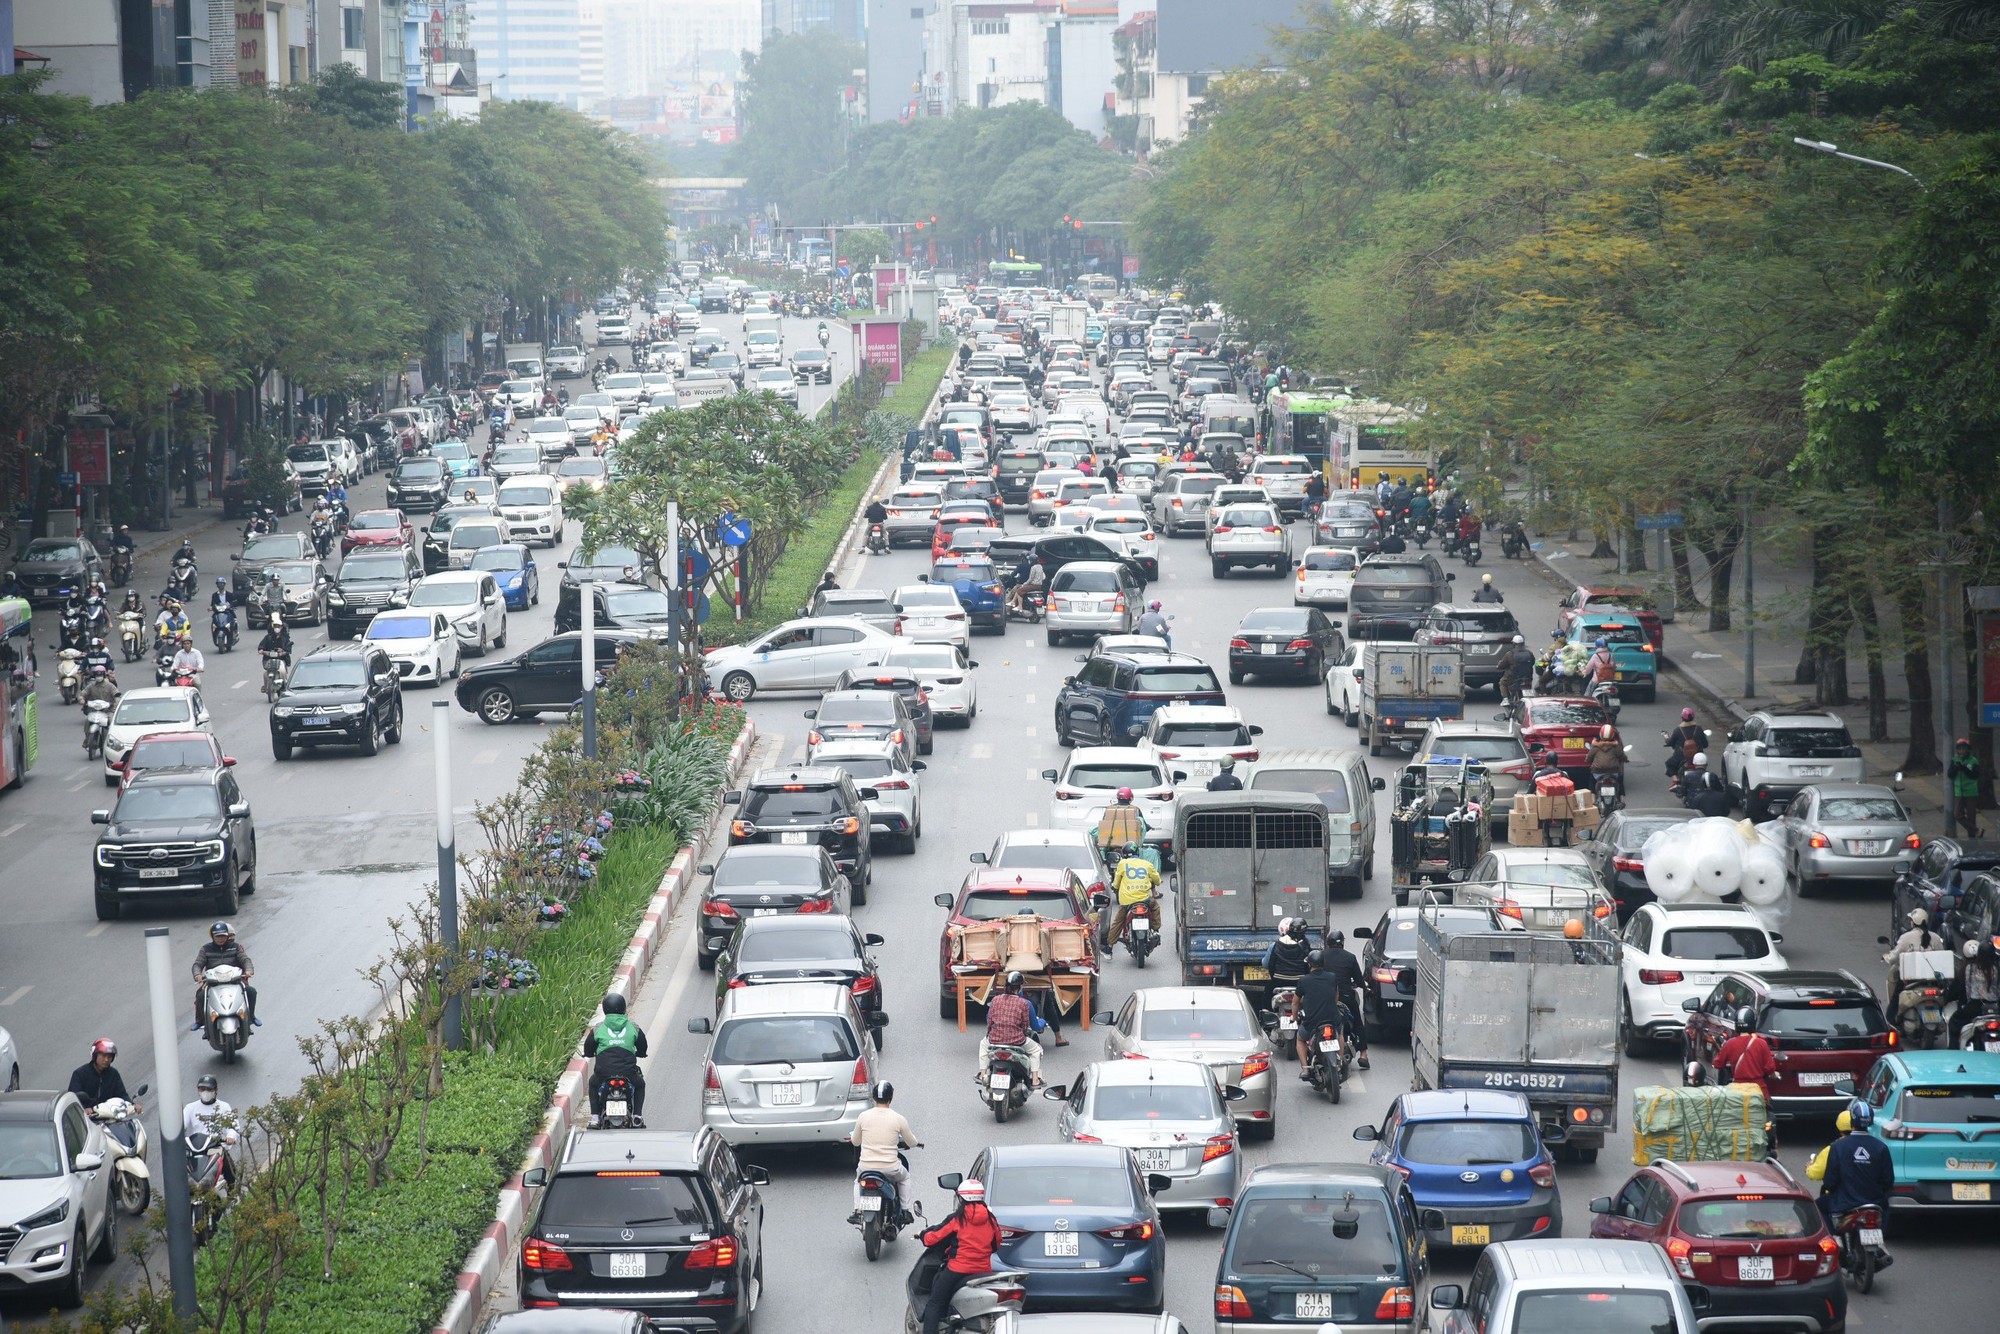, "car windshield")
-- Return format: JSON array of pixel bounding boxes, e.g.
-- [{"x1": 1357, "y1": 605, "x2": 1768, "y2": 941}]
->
[
  {"x1": 712, "y1": 1015, "x2": 858, "y2": 1066},
  {"x1": 1611, "y1": 816, "x2": 1689, "y2": 850},
  {"x1": 286, "y1": 444, "x2": 328, "y2": 464},
  {"x1": 1428, "y1": 736, "x2": 1528, "y2": 763},
  {"x1": 1443, "y1": 610, "x2": 1519, "y2": 635},
  {"x1": 565, "y1": 408, "x2": 600, "y2": 424},
  {"x1": 1216, "y1": 509, "x2": 1274, "y2": 528},
  {"x1": 368, "y1": 616, "x2": 432, "y2": 640},
  {"x1": 1495, "y1": 862, "x2": 1598, "y2": 891},
  {"x1": 556, "y1": 458, "x2": 604, "y2": 476},
  {"x1": 450, "y1": 525, "x2": 506, "y2": 549},
  {"x1": 1249, "y1": 769, "x2": 1352, "y2": 813},
  {"x1": 885, "y1": 645, "x2": 960, "y2": 671},
  {"x1": 605, "y1": 589, "x2": 672, "y2": 620},
  {"x1": 573, "y1": 546, "x2": 641, "y2": 572},
  {"x1": 1240, "y1": 611, "x2": 1307, "y2": 632},
  {"x1": 821, "y1": 755, "x2": 894, "y2": 781},
  {"x1": 1895, "y1": 1084, "x2": 2000, "y2": 1124},
  {"x1": 1764, "y1": 1000, "x2": 1884, "y2": 1039},
  {"x1": 1819, "y1": 797, "x2": 1905, "y2": 821},
  {"x1": 1254, "y1": 459, "x2": 1311, "y2": 475},
  {"x1": 1139, "y1": 1006, "x2": 1256, "y2": 1041},
  {"x1": 960, "y1": 889, "x2": 1075, "y2": 921},
  {"x1": 0, "y1": 1123, "x2": 62, "y2": 1178},
  {"x1": 737, "y1": 926, "x2": 856, "y2": 965},
  {"x1": 1155, "y1": 722, "x2": 1251, "y2": 747},
  {"x1": 1528, "y1": 701, "x2": 1610, "y2": 727},
  {"x1": 1093, "y1": 1081, "x2": 1216, "y2": 1121},
  {"x1": 498, "y1": 484, "x2": 554, "y2": 507},
  {"x1": 490, "y1": 447, "x2": 539, "y2": 468},
  {"x1": 129, "y1": 739, "x2": 216, "y2": 769},
  {"x1": 740, "y1": 789, "x2": 843, "y2": 821},
  {"x1": 1301, "y1": 550, "x2": 1356, "y2": 572},
  {"x1": 270, "y1": 562, "x2": 319, "y2": 587},
  {"x1": 1397, "y1": 1120, "x2": 1536, "y2": 1165},
  {"x1": 710, "y1": 854, "x2": 819, "y2": 890},
  {"x1": 1678, "y1": 1196, "x2": 1819, "y2": 1239},
  {"x1": 987, "y1": 1163, "x2": 1134, "y2": 1209},
  {"x1": 1582, "y1": 622, "x2": 1648, "y2": 645},
  {"x1": 1324, "y1": 502, "x2": 1375, "y2": 521},
  {"x1": 898, "y1": 587, "x2": 961, "y2": 610},
  {"x1": 408, "y1": 582, "x2": 478, "y2": 608},
  {"x1": 603, "y1": 375, "x2": 642, "y2": 390},
  {"x1": 286, "y1": 659, "x2": 367, "y2": 689},
  {"x1": 1069, "y1": 763, "x2": 1165, "y2": 790},
  {"x1": 1052, "y1": 569, "x2": 1121, "y2": 594},
  {"x1": 1129, "y1": 666, "x2": 1220, "y2": 693},
  {"x1": 1225, "y1": 1197, "x2": 1401, "y2": 1277},
  {"x1": 1358, "y1": 565, "x2": 1432, "y2": 584},
  {"x1": 241, "y1": 536, "x2": 301, "y2": 561},
  {"x1": 540, "y1": 1173, "x2": 707, "y2": 1234},
  {"x1": 398, "y1": 460, "x2": 444, "y2": 480},
  {"x1": 1118, "y1": 461, "x2": 1159, "y2": 477},
  {"x1": 1512, "y1": 1292, "x2": 1675, "y2": 1334},
  {"x1": 470, "y1": 549, "x2": 524, "y2": 573},
  {"x1": 1660, "y1": 927, "x2": 1771, "y2": 961},
  {"x1": 350, "y1": 512, "x2": 400, "y2": 531},
  {"x1": 1177, "y1": 476, "x2": 1222, "y2": 496},
  {"x1": 113, "y1": 697, "x2": 191, "y2": 725},
  {"x1": 116, "y1": 784, "x2": 220, "y2": 821}
]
